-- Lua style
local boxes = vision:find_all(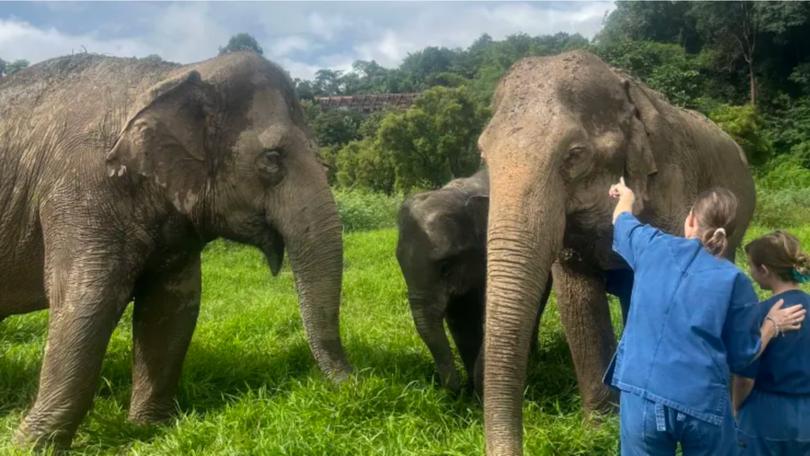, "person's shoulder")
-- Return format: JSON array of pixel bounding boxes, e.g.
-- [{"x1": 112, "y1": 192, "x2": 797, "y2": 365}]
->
[
  {"x1": 774, "y1": 289, "x2": 810, "y2": 306},
  {"x1": 692, "y1": 247, "x2": 738, "y2": 272}
]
